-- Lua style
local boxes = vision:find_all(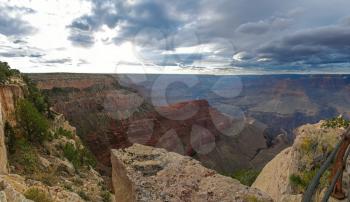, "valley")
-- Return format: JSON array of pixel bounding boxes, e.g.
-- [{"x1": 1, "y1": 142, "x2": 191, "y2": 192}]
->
[{"x1": 28, "y1": 73, "x2": 350, "y2": 177}]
